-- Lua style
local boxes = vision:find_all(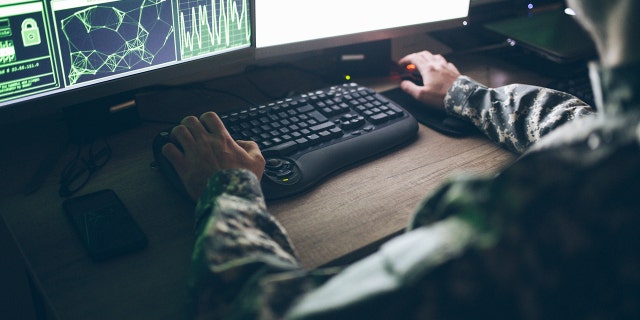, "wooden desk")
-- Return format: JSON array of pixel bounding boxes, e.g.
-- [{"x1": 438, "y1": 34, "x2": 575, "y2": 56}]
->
[{"x1": 0, "y1": 53, "x2": 545, "y2": 319}]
